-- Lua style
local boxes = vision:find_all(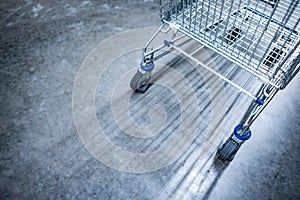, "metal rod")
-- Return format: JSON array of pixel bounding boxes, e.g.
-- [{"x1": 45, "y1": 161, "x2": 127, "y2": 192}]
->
[
  {"x1": 224, "y1": 64, "x2": 237, "y2": 77},
  {"x1": 142, "y1": 24, "x2": 165, "y2": 60},
  {"x1": 190, "y1": 44, "x2": 205, "y2": 55},
  {"x1": 242, "y1": 74, "x2": 254, "y2": 89},
  {"x1": 144, "y1": 32, "x2": 187, "y2": 57},
  {"x1": 170, "y1": 44, "x2": 258, "y2": 100}
]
